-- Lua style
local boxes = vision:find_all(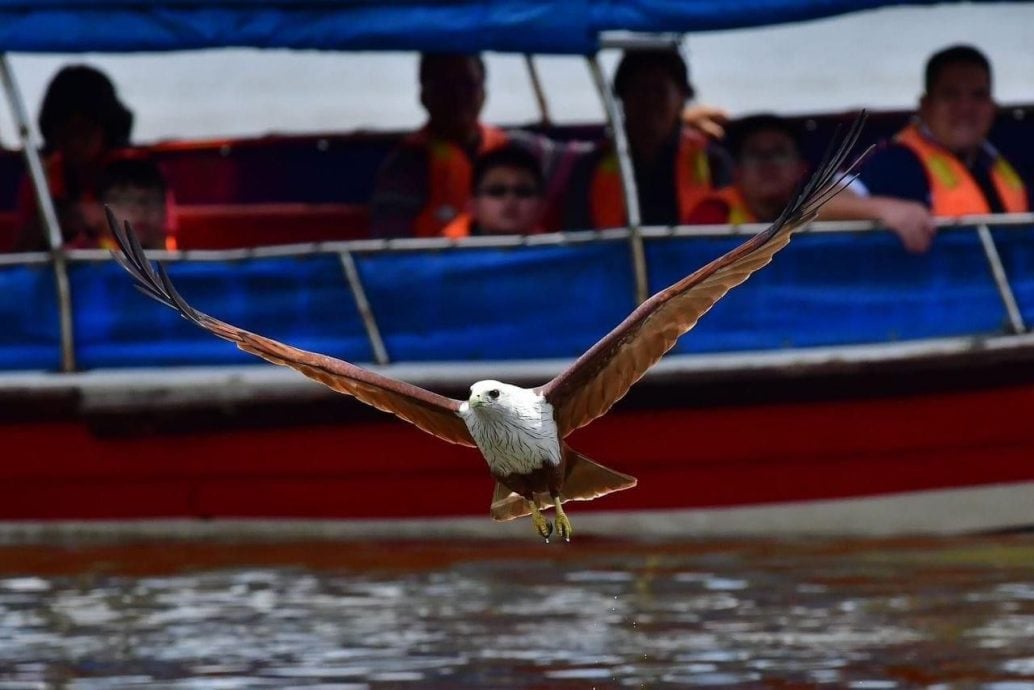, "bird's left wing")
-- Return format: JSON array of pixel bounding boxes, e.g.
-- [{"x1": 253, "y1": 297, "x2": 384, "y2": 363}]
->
[
  {"x1": 540, "y1": 112, "x2": 868, "y2": 438},
  {"x1": 107, "y1": 208, "x2": 475, "y2": 447}
]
